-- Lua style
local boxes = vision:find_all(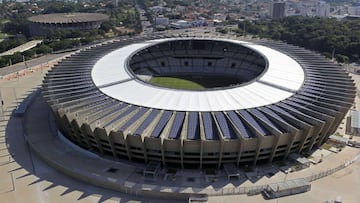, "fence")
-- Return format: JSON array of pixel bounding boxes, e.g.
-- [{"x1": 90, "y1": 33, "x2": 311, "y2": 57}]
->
[
  {"x1": 182, "y1": 151, "x2": 360, "y2": 196},
  {"x1": 305, "y1": 153, "x2": 360, "y2": 182}
]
